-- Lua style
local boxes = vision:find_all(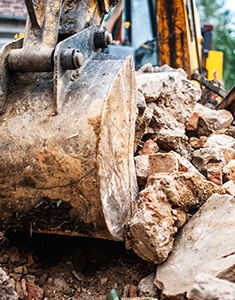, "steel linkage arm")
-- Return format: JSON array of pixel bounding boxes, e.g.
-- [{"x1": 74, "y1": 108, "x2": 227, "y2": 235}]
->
[{"x1": 0, "y1": 0, "x2": 116, "y2": 114}]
